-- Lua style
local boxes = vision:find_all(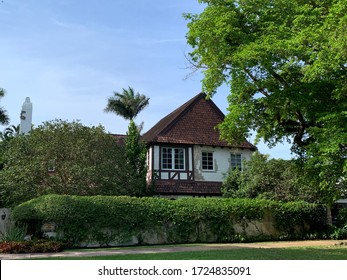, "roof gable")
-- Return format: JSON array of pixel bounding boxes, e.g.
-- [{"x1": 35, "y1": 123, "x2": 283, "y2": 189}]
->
[{"x1": 142, "y1": 93, "x2": 256, "y2": 150}]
